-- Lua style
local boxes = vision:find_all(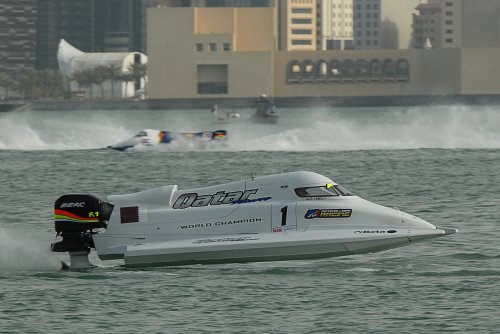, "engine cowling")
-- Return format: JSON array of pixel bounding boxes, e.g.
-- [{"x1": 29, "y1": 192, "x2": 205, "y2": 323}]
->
[{"x1": 51, "y1": 194, "x2": 113, "y2": 253}]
